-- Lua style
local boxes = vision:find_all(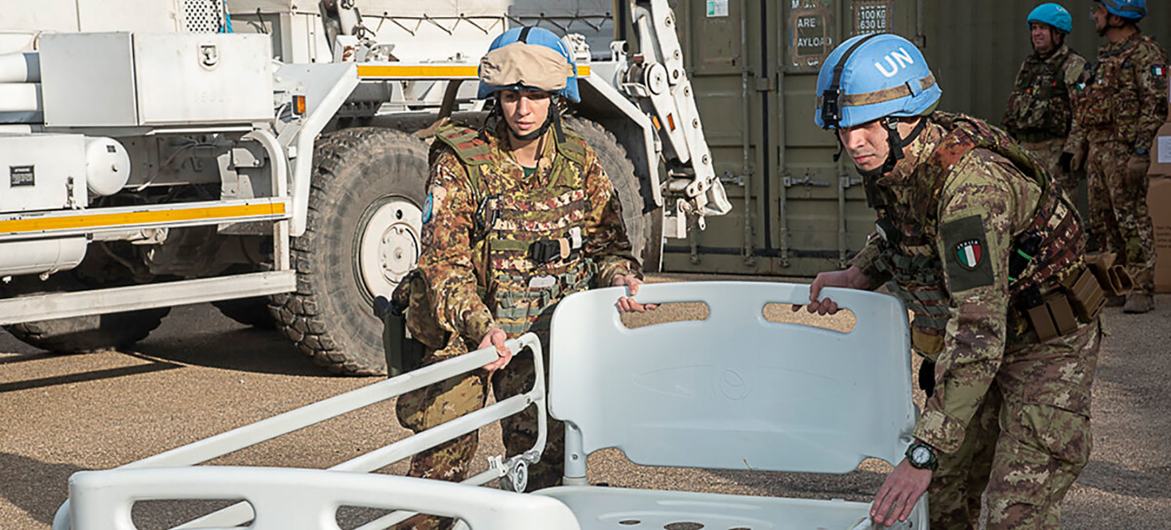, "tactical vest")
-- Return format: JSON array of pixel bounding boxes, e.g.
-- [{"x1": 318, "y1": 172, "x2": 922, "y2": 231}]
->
[
  {"x1": 1074, "y1": 35, "x2": 1154, "y2": 131},
  {"x1": 870, "y1": 113, "x2": 1084, "y2": 358},
  {"x1": 432, "y1": 124, "x2": 596, "y2": 337},
  {"x1": 1004, "y1": 46, "x2": 1076, "y2": 139}
]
